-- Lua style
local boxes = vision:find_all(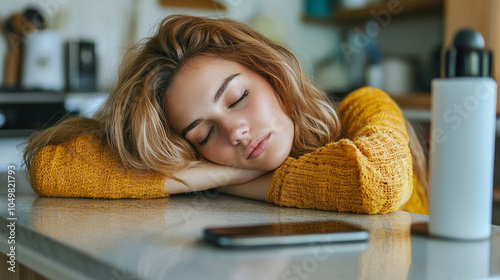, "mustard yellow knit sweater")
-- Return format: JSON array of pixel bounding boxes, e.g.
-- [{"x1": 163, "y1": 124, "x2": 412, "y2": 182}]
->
[
  {"x1": 266, "y1": 88, "x2": 427, "y2": 214},
  {"x1": 29, "y1": 87, "x2": 427, "y2": 214}
]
